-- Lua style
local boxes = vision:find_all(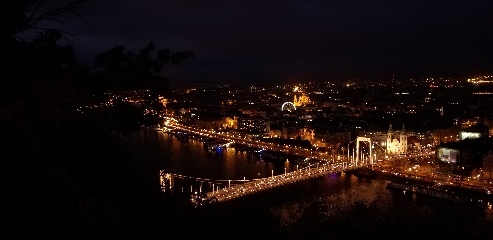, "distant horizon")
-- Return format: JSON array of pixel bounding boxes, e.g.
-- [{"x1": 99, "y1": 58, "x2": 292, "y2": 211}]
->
[
  {"x1": 167, "y1": 72, "x2": 490, "y2": 88},
  {"x1": 30, "y1": 0, "x2": 492, "y2": 86}
]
